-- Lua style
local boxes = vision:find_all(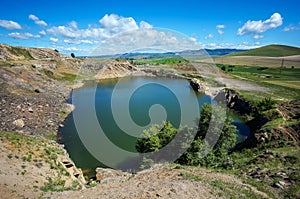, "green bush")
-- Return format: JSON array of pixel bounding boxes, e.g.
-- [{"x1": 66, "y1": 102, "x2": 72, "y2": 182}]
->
[
  {"x1": 254, "y1": 97, "x2": 276, "y2": 115},
  {"x1": 136, "y1": 104, "x2": 237, "y2": 168}
]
